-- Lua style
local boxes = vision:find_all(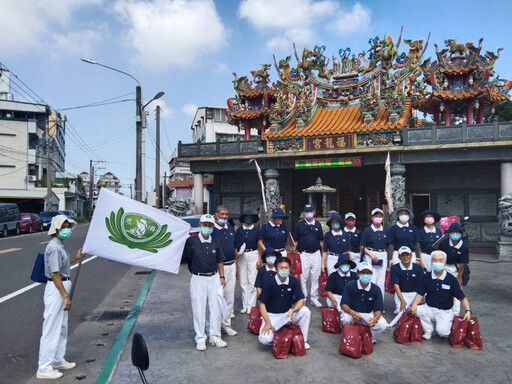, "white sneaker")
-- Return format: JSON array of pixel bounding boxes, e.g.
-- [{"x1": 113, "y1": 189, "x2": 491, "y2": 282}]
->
[
  {"x1": 311, "y1": 298, "x2": 322, "y2": 308},
  {"x1": 240, "y1": 307, "x2": 248, "y2": 314},
  {"x1": 36, "y1": 370, "x2": 63, "y2": 379},
  {"x1": 209, "y1": 336, "x2": 227, "y2": 348},
  {"x1": 53, "y1": 361, "x2": 76, "y2": 370},
  {"x1": 222, "y1": 326, "x2": 238, "y2": 336},
  {"x1": 393, "y1": 309, "x2": 399, "y2": 315},
  {"x1": 423, "y1": 333, "x2": 432, "y2": 340},
  {"x1": 196, "y1": 341, "x2": 207, "y2": 351},
  {"x1": 304, "y1": 342, "x2": 311, "y2": 350},
  {"x1": 230, "y1": 313, "x2": 235, "y2": 319}
]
